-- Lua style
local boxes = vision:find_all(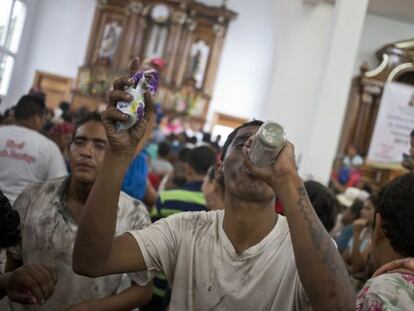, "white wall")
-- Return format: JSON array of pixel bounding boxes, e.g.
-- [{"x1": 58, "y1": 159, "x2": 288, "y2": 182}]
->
[
  {"x1": 354, "y1": 14, "x2": 414, "y2": 74},
  {"x1": 3, "y1": 0, "x2": 95, "y2": 110},
  {"x1": 202, "y1": 0, "x2": 277, "y2": 121},
  {"x1": 263, "y1": 0, "x2": 335, "y2": 169}
]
